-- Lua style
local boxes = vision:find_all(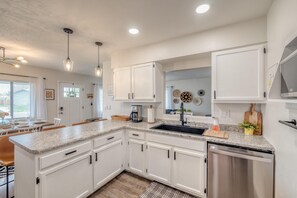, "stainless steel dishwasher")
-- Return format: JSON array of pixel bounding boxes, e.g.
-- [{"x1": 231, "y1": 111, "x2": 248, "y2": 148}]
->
[{"x1": 208, "y1": 143, "x2": 274, "y2": 198}]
